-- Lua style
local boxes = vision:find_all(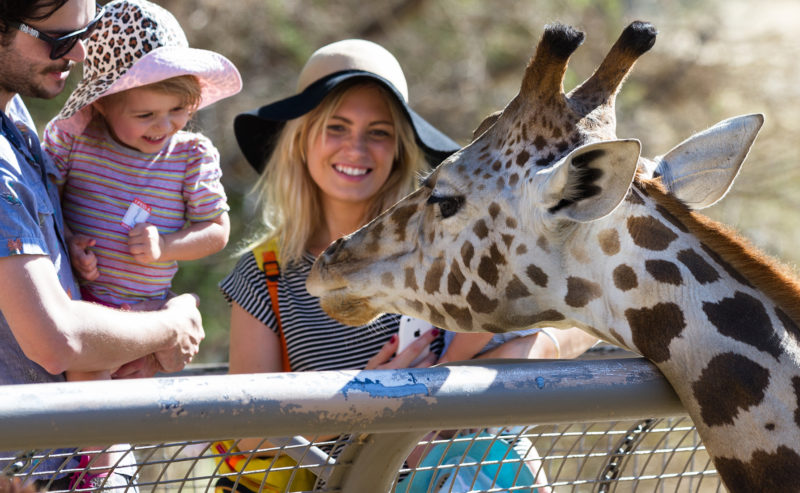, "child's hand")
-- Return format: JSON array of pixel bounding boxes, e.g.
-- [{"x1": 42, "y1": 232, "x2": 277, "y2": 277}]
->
[
  {"x1": 67, "y1": 234, "x2": 99, "y2": 281},
  {"x1": 128, "y1": 222, "x2": 164, "y2": 264}
]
